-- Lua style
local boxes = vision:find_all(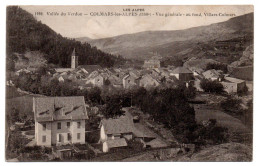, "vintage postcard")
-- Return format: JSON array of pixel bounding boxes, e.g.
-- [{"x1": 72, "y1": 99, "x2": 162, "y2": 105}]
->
[{"x1": 5, "y1": 5, "x2": 253, "y2": 162}]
